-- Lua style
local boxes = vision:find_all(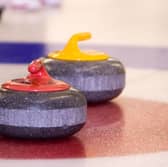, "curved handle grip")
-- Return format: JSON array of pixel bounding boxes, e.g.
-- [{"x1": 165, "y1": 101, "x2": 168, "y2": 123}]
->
[
  {"x1": 48, "y1": 32, "x2": 109, "y2": 61},
  {"x1": 27, "y1": 60, "x2": 52, "y2": 85},
  {"x1": 62, "y1": 32, "x2": 91, "y2": 55},
  {"x1": 28, "y1": 59, "x2": 42, "y2": 74},
  {"x1": 70, "y1": 32, "x2": 91, "y2": 42}
]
